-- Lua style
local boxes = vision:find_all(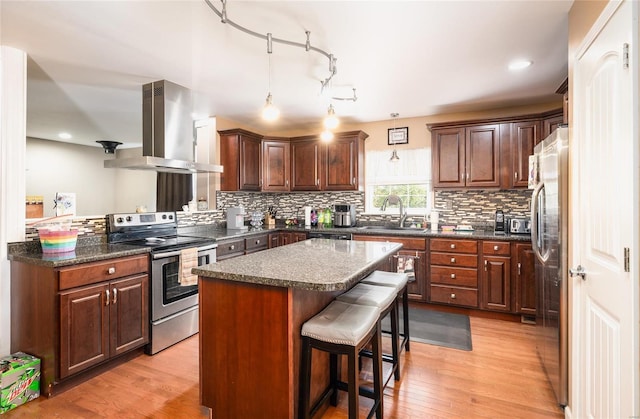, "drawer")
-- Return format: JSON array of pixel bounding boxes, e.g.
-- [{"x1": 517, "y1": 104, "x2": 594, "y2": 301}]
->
[
  {"x1": 217, "y1": 238, "x2": 246, "y2": 258},
  {"x1": 430, "y1": 238, "x2": 477, "y2": 254},
  {"x1": 430, "y1": 252, "x2": 478, "y2": 268},
  {"x1": 245, "y1": 234, "x2": 269, "y2": 252},
  {"x1": 59, "y1": 254, "x2": 148, "y2": 290},
  {"x1": 430, "y1": 285, "x2": 478, "y2": 308},
  {"x1": 430, "y1": 266, "x2": 478, "y2": 287},
  {"x1": 352, "y1": 235, "x2": 426, "y2": 251},
  {"x1": 482, "y1": 241, "x2": 511, "y2": 256}
]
